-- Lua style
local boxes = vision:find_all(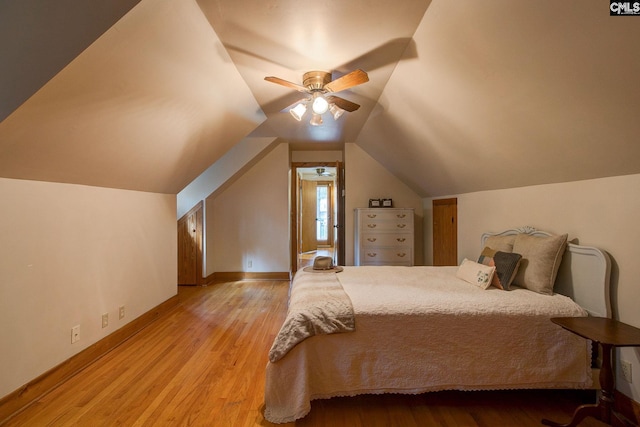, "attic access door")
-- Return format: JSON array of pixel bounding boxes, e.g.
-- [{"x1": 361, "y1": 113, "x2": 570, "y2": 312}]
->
[{"x1": 177, "y1": 201, "x2": 203, "y2": 285}]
